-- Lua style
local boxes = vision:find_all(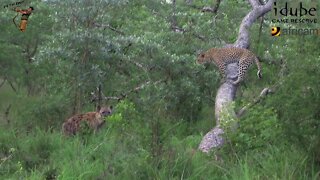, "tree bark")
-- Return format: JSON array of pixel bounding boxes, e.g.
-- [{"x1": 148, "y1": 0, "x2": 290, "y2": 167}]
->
[{"x1": 199, "y1": 0, "x2": 275, "y2": 153}]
